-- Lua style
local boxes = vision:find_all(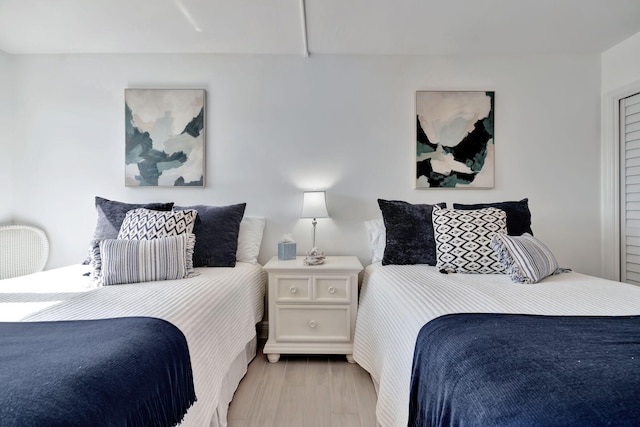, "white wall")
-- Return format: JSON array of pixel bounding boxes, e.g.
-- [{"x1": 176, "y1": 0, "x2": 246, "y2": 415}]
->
[
  {"x1": 600, "y1": 31, "x2": 640, "y2": 280},
  {"x1": 602, "y1": 32, "x2": 640, "y2": 94},
  {"x1": 0, "y1": 50, "x2": 14, "y2": 223},
  {"x1": 9, "y1": 53, "x2": 603, "y2": 276}
]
